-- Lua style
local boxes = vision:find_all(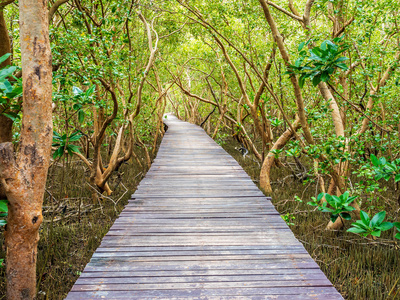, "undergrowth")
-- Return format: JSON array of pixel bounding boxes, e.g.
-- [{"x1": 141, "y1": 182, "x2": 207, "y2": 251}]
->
[
  {"x1": 0, "y1": 143, "x2": 158, "y2": 299},
  {"x1": 221, "y1": 136, "x2": 400, "y2": 300}
]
